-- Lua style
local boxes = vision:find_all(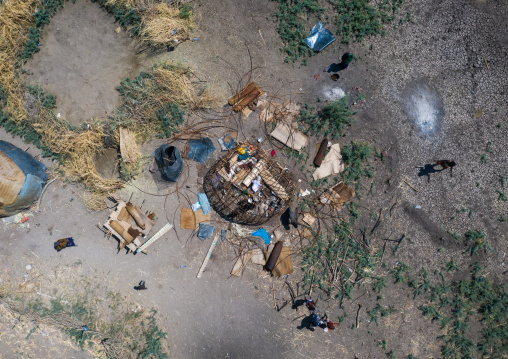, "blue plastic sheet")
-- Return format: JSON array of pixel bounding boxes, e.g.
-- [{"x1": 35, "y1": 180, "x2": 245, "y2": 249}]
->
[
  {"x1": 0, "y1": 140, "x2": 47, "y2": 216},
  {"x1": 252, "y1": 228, "x2": 271, "y2": 245},
  {"x1": 197, "y1": 222, "x2": 215, "y2": 241},
  {"x1": 4, "y1": 174, "x2": 45, "y2": 214},
  {"x1": 305, "y1": 22, "x2": 335, "y2": 52},
  {"x1": 198, "y1": 192, "x2": 210, "y2": 215},
  {"x1": 186, "y1": 138, "x2": 215, "y2": 165}
]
